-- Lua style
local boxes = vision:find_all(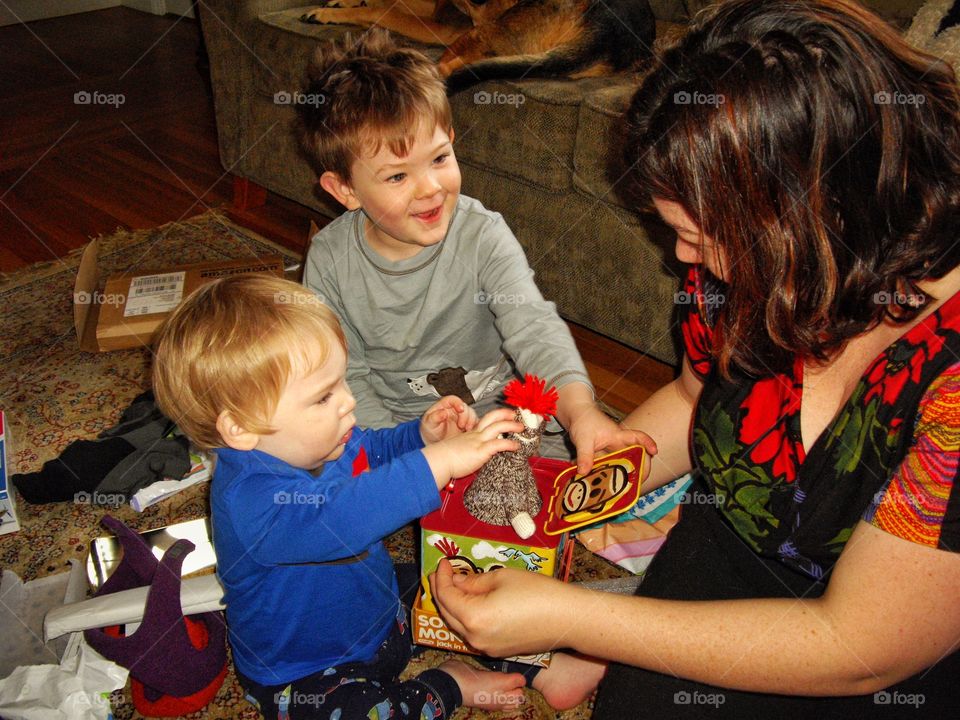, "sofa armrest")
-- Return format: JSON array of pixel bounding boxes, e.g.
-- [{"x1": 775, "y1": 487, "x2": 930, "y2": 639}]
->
[{"x1": 200, "y1": 1, "x2": 311, "y2": 173}]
